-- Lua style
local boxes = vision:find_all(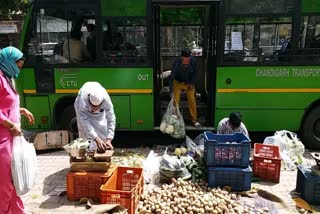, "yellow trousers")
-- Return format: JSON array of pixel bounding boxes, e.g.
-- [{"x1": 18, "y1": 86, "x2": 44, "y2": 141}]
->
[{"x1": 173, "y1": 80, "x2": 197, "y2": 124}]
